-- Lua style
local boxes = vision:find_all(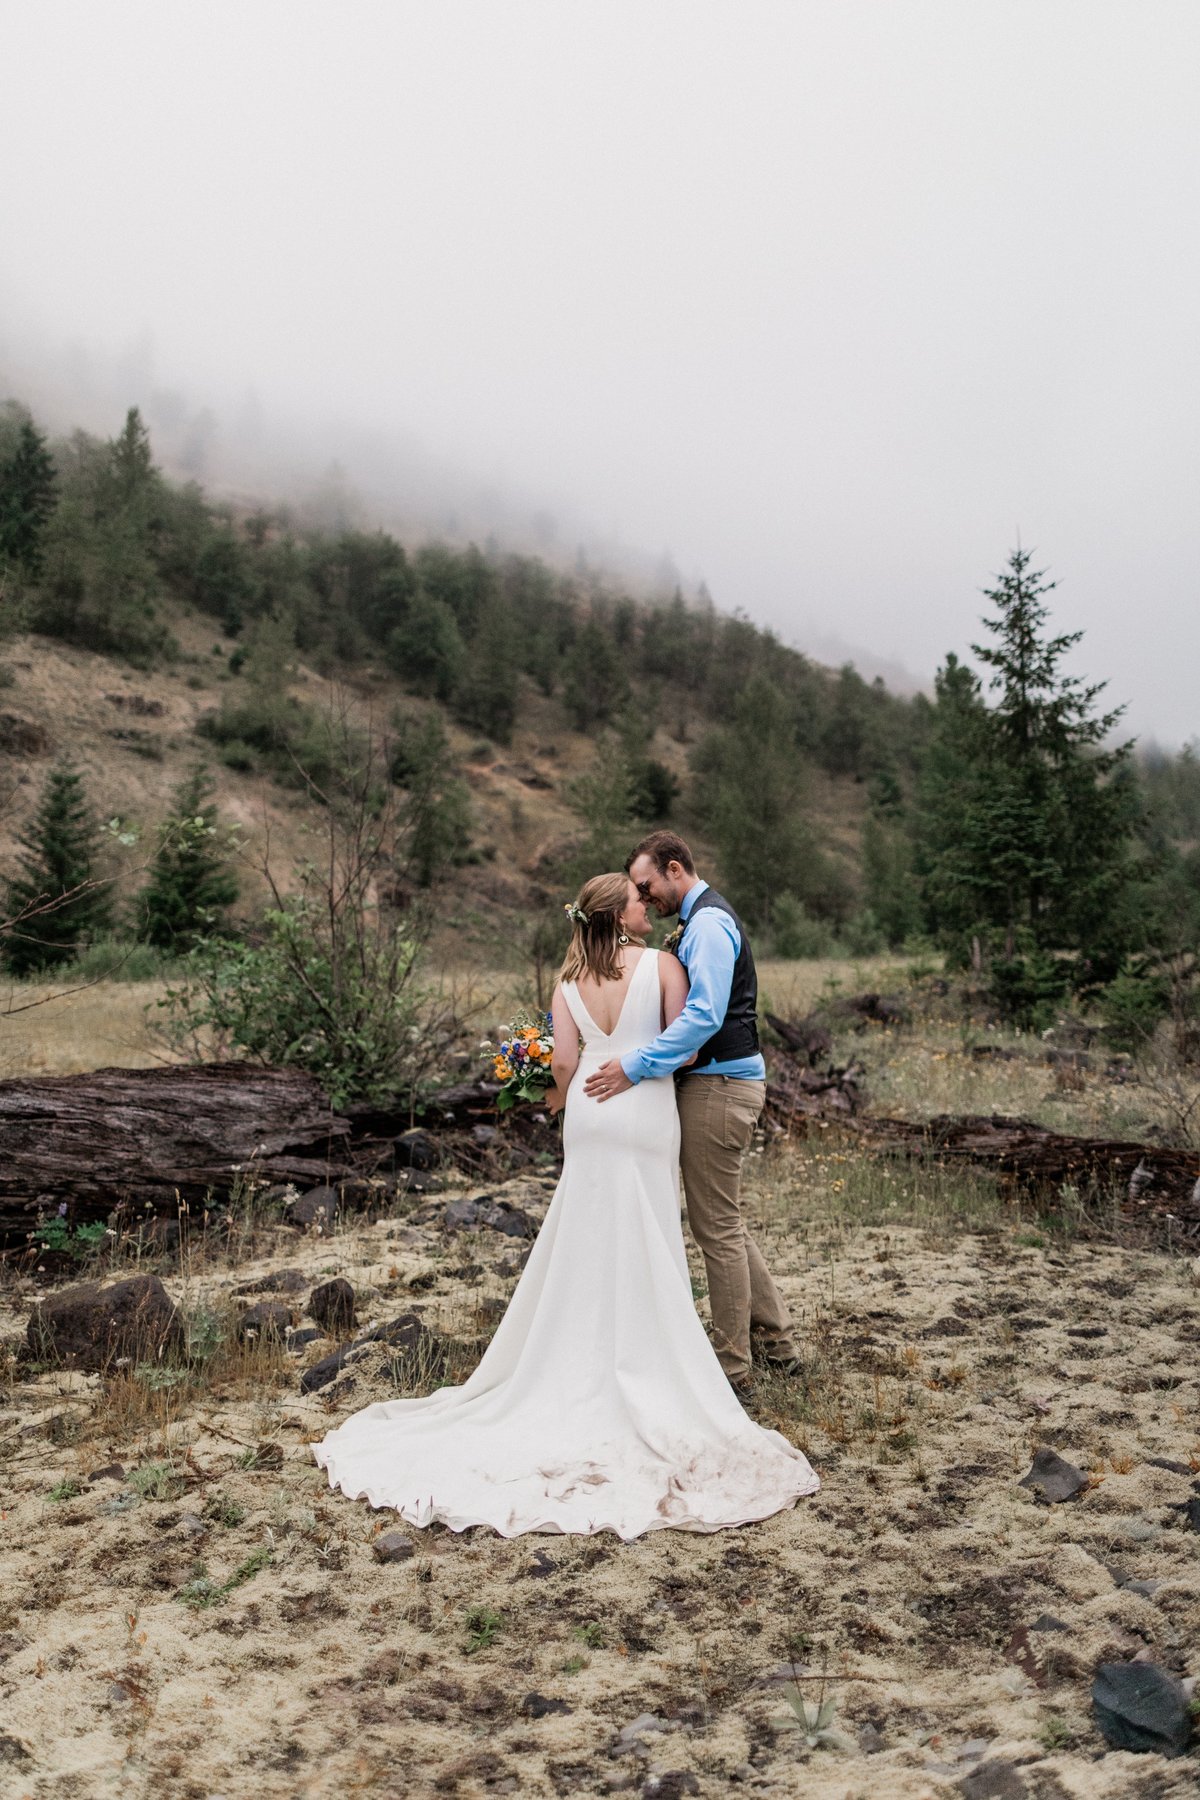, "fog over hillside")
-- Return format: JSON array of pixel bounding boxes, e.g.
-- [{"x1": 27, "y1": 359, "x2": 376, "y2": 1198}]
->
[{"x1": 3, "y1": 2, "x2": 1199, "y2": 740}]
